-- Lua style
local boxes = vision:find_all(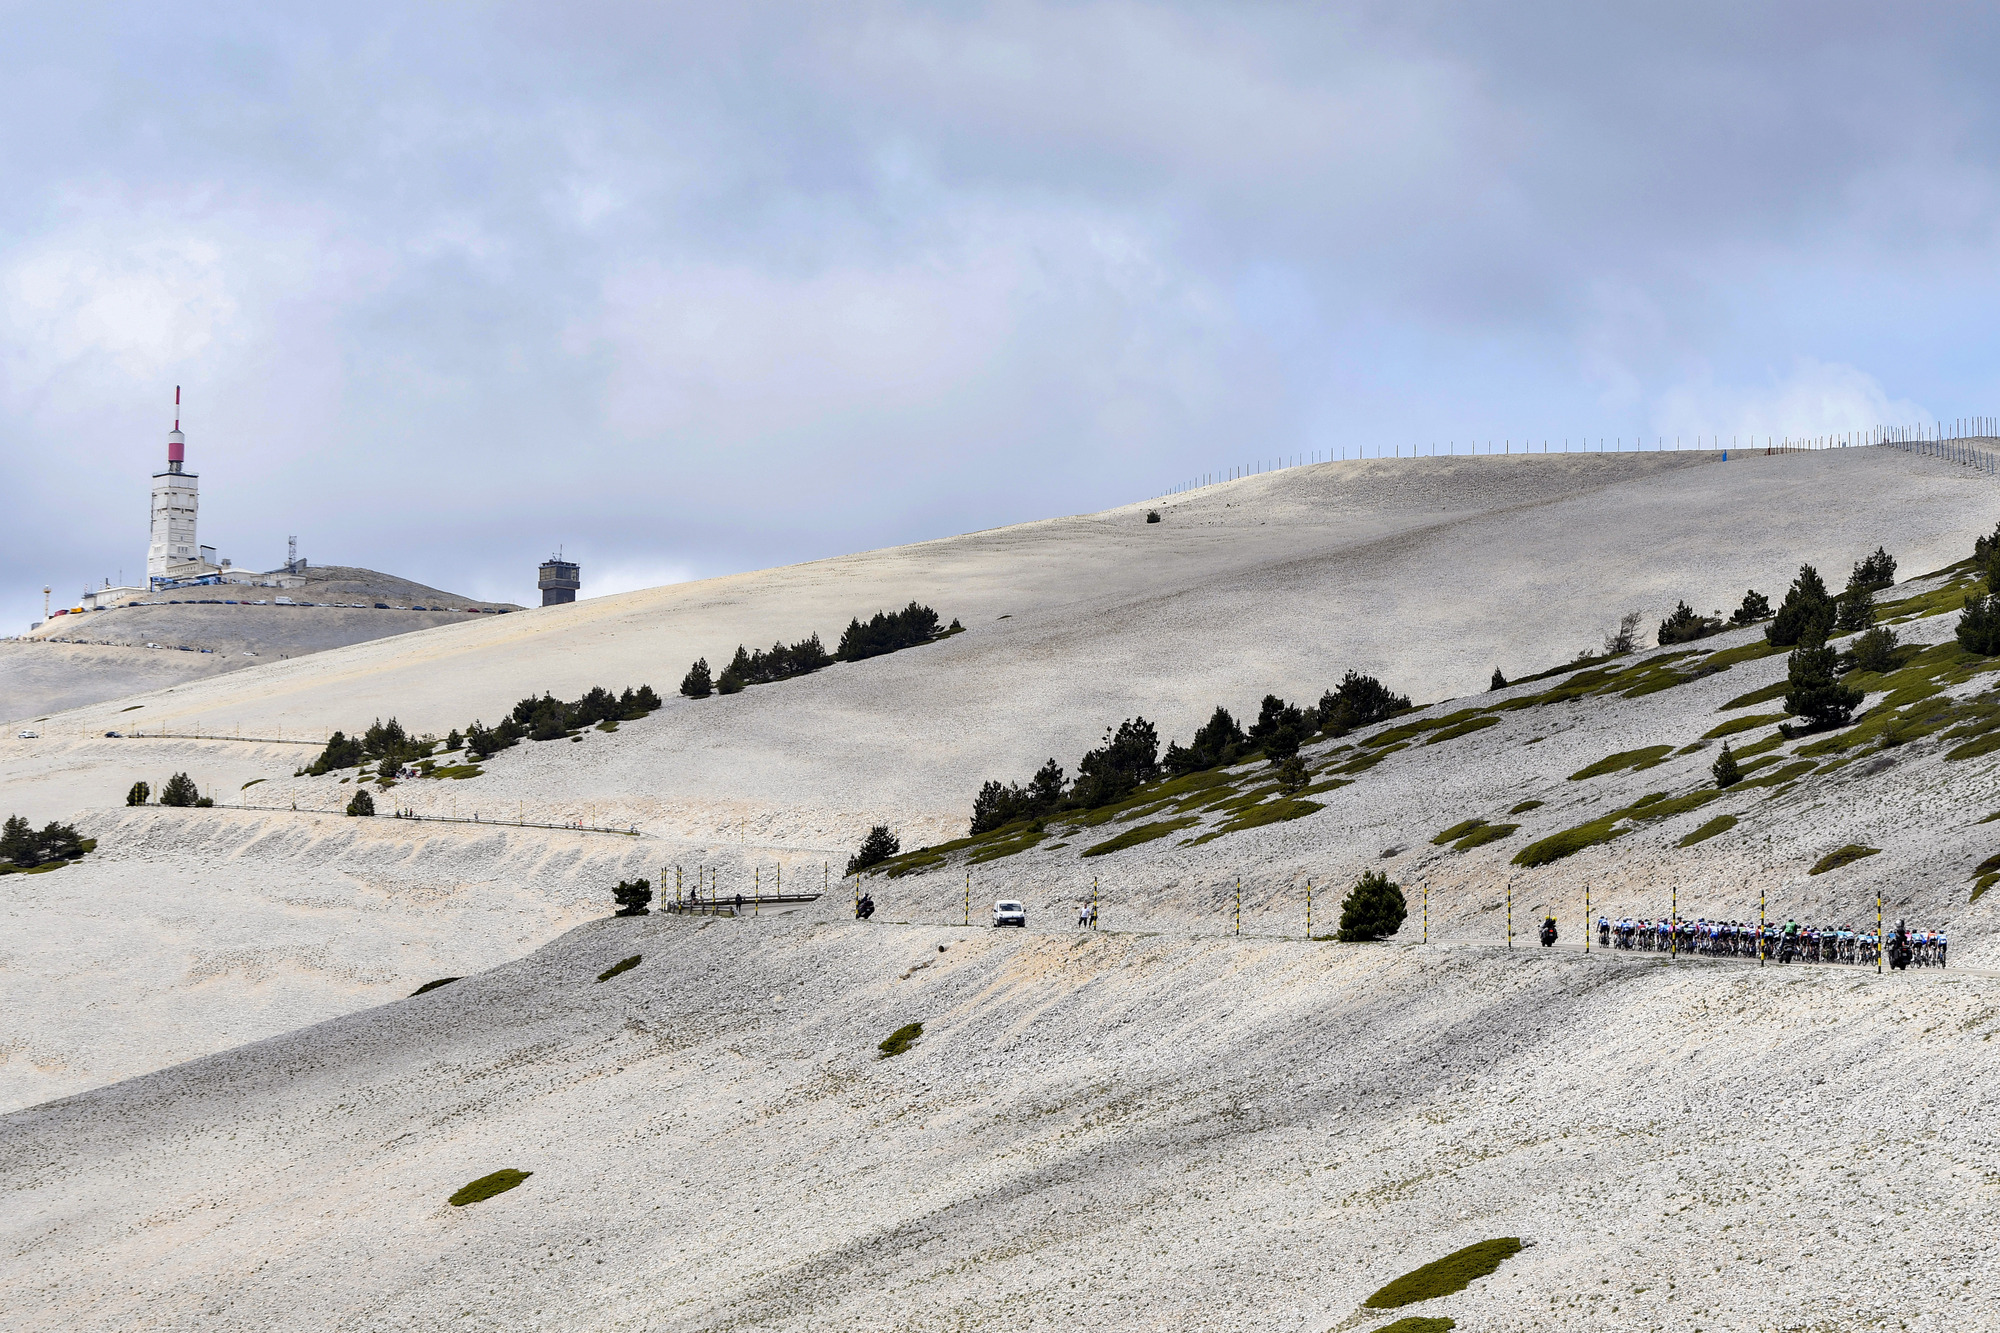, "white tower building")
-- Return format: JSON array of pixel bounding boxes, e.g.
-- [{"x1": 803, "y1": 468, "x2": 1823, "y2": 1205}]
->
[{"x1": 147, "y1": 387, "x2": 203, "y2": 585}]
